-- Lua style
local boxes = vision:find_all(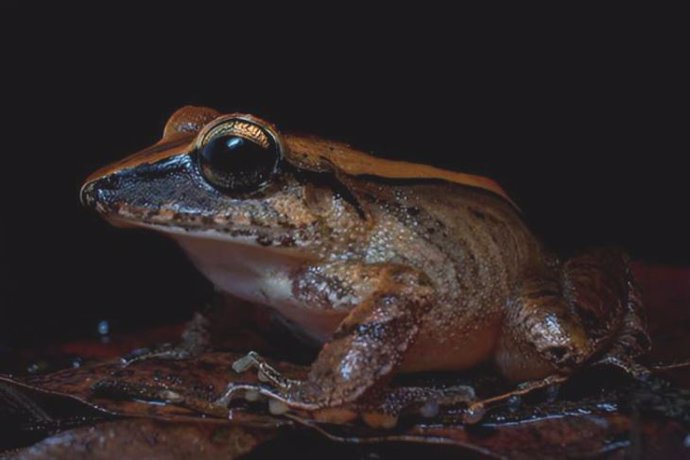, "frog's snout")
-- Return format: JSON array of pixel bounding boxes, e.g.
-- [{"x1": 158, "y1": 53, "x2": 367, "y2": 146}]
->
[{"x1": 80, "y1": 174, "x2": 119, "y2": 210}]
